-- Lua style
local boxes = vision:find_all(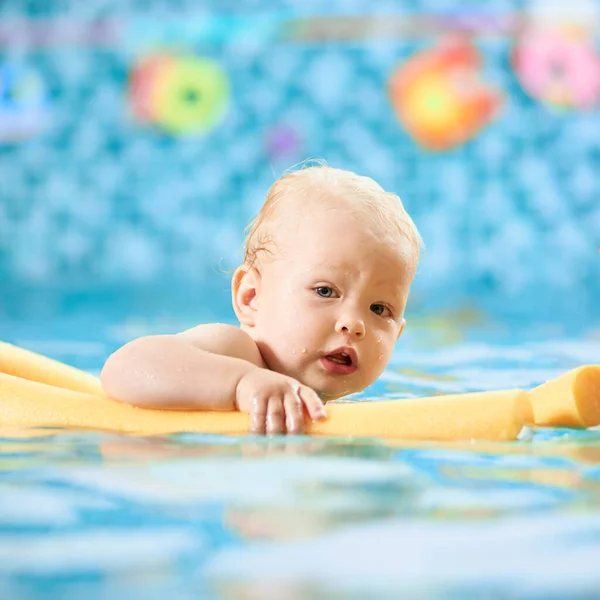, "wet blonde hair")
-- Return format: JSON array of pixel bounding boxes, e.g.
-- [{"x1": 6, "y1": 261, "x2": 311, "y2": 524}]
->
[{"x1": 243, "y1": 163, "x2": 423, "y2": 267}]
